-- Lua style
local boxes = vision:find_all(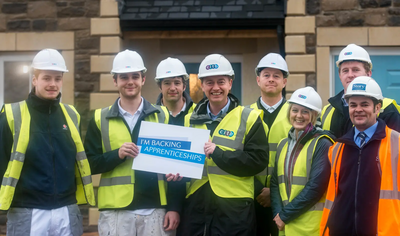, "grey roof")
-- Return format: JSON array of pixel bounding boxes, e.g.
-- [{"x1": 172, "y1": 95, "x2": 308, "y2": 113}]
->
[{"x1": 120, "y1": 0, "x2": 285, "y2": 30}]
